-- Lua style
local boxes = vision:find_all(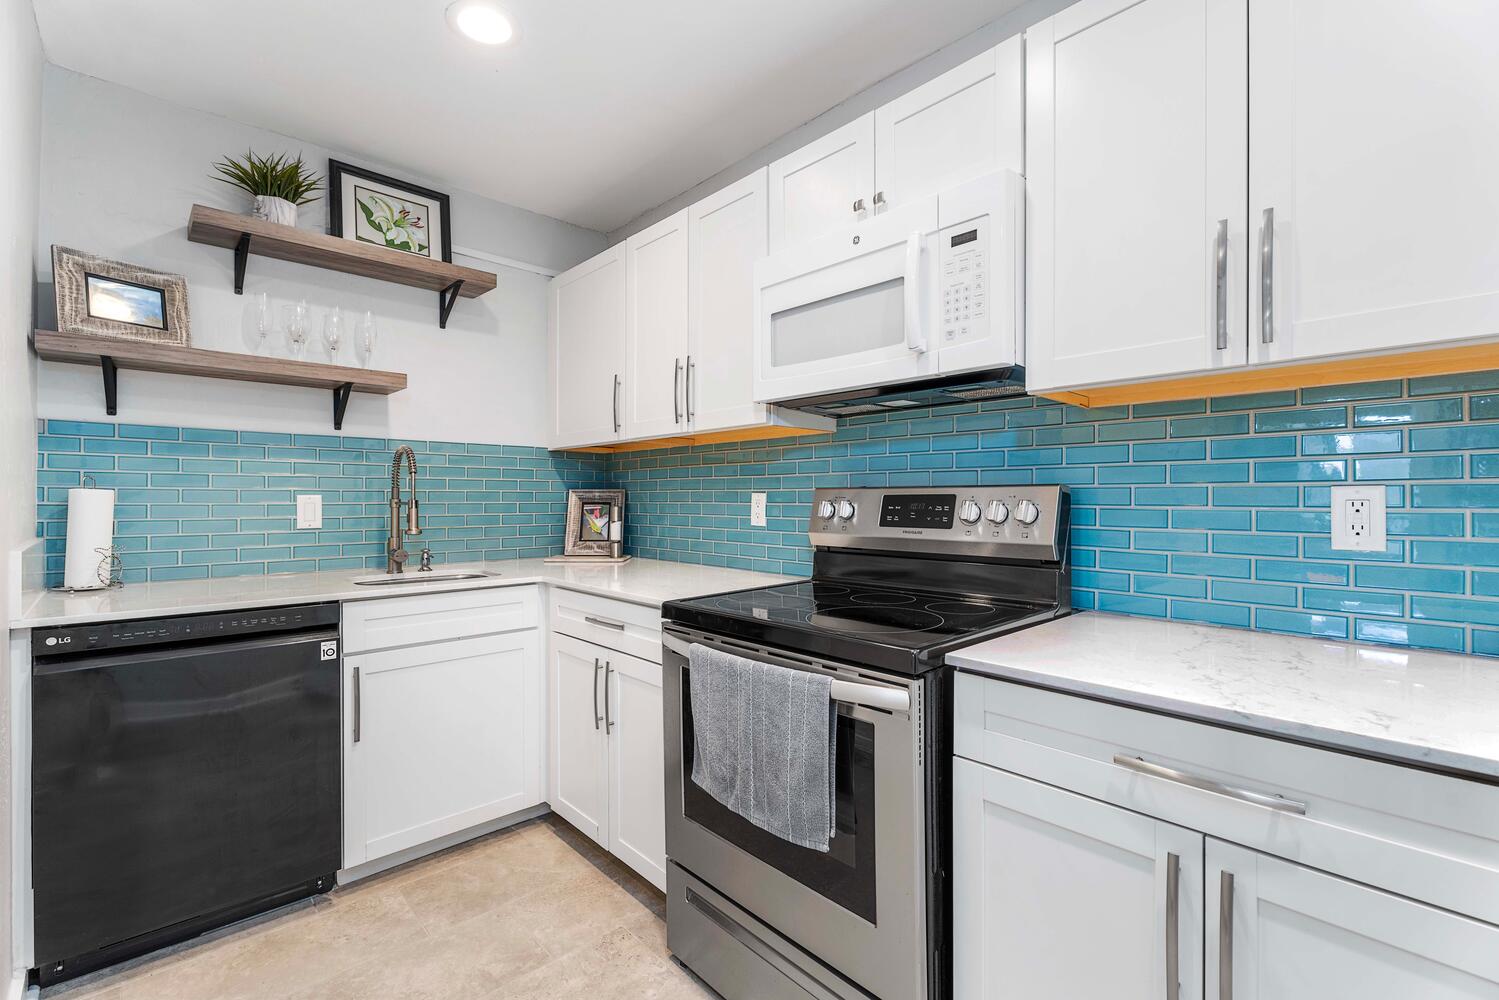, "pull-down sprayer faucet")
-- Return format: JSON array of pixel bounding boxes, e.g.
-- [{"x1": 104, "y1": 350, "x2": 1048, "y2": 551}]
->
[{"x1": 386, "y1": 445, "x2": 422, "y2": 574}]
